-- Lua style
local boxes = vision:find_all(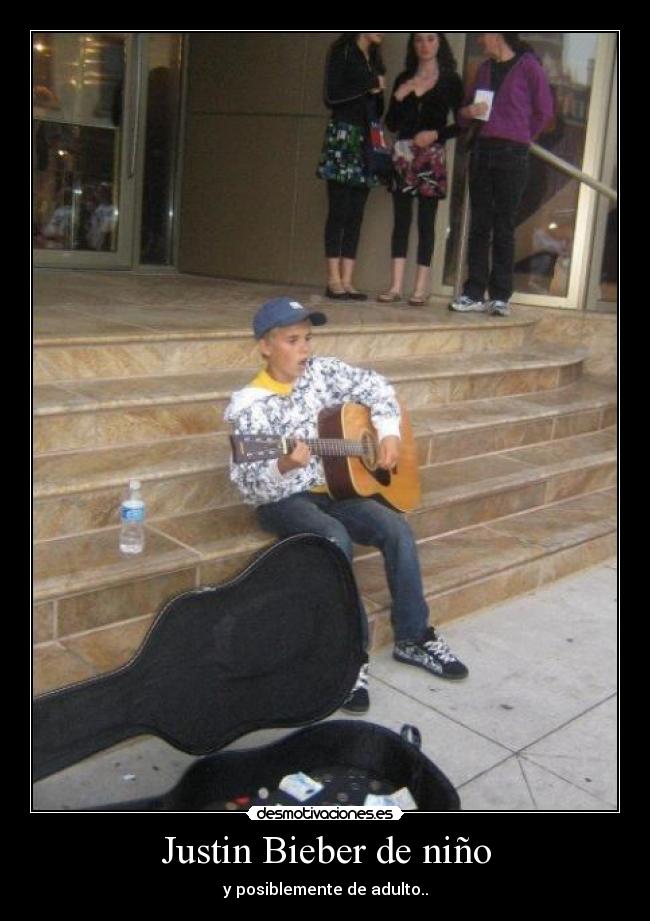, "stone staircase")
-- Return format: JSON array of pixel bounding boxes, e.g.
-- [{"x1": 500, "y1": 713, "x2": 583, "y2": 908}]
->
[{"x1": 33, "y1": 308, "x2": 617, "y2": 695}]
